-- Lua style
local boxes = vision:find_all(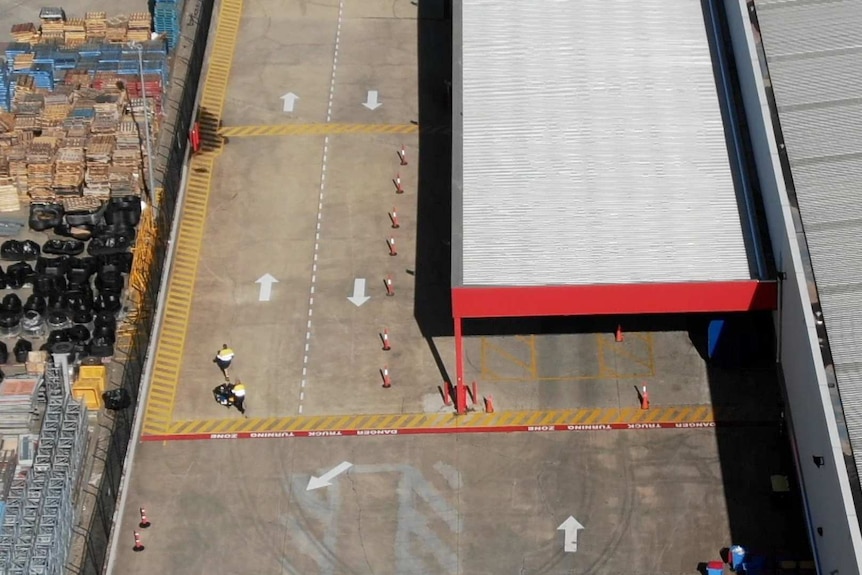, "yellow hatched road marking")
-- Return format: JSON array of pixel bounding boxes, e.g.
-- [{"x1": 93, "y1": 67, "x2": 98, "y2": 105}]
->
[
  {"x1": 141, "y1": 0, "x2": 244, "y2": 435},
  {"x1": 219, "y1": 123, "x2": 427, "y2": 137},
  {"x1": 153, "y1": 403, "x2": 774, "y2": 438}
]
